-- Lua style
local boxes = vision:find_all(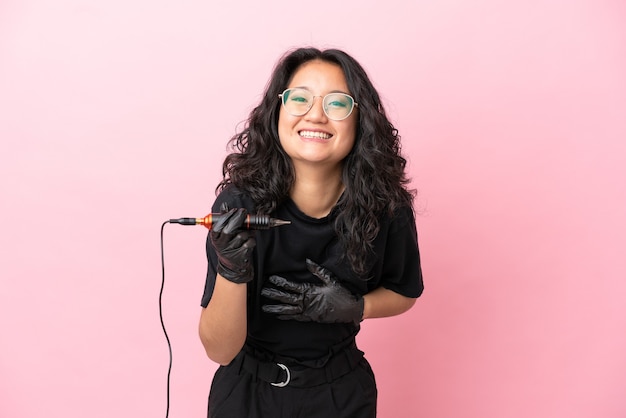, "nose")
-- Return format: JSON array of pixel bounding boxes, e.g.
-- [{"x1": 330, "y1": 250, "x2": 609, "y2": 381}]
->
[{"x1": 304, "y1": 96, "x2": 328, "y2": 122}]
